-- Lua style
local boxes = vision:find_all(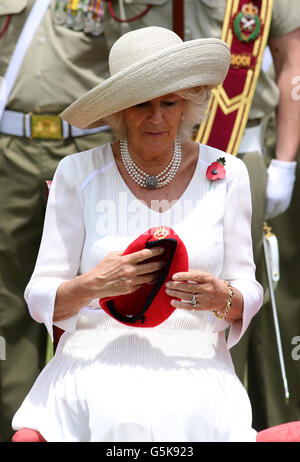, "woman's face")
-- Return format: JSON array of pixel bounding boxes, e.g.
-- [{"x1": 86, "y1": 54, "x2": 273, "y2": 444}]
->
[{"x1": 123, "y1": 93, "x2": 184, "y2": 155}]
